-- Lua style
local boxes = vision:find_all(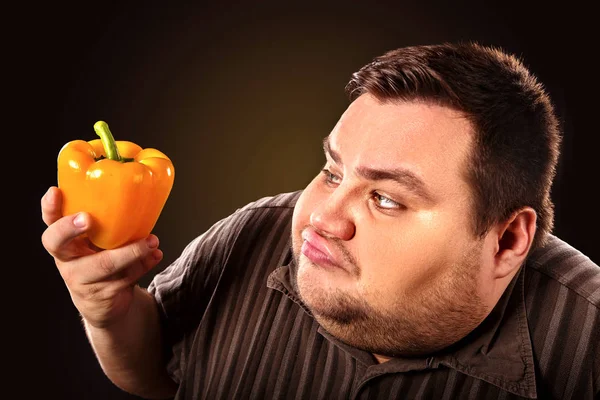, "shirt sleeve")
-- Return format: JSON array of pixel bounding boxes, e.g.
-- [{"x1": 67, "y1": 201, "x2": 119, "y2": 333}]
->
[{"x1": 147, "y1": 208, "x2": 251, "y2": 383}]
